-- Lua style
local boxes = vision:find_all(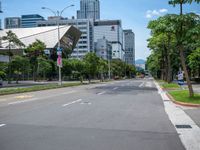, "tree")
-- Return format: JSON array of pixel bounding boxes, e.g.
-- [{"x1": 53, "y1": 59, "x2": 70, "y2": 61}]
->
[
  {"x1": 10, "y1": 56, "x2": 29, "y2": 83},
  {"x1": 98, "y1": 58, "x2": 108, "y2": 82},
  {"x1": 37, "y1": 57, "x2": 53, "y2": 80},
  {"x1": 168, "y1": 0, "x2": 200, "y2": 97},
  {"x1": 62, "y1": 59, "x2": 73, "y2": 80},
  {"x1": 188, "y1": 48, "x2": 200, "y2": 77},
  {"x1": 147, "y1": 15, "x2": 178, "y2": 83},
  {"x1": 25, "y1": 40, "x2": 46, "y2": 81},
  {"x1": 70, "y1": 59, "x2": 86, "y2": 83},
  {"x1": 83, "y1": 52, "x2": 100, "y2": 83},
  {"x1": 2, "y1": 30, "x2": 25, "y2": 83}
]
